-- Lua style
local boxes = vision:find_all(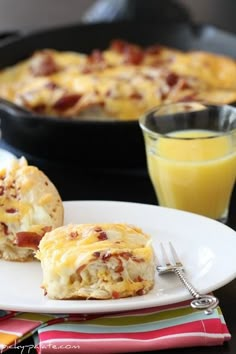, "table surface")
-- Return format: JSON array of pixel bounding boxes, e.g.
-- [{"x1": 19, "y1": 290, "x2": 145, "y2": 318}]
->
[{"x1": 1, "y1": 146, "x2": 236, "y2": 354}]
